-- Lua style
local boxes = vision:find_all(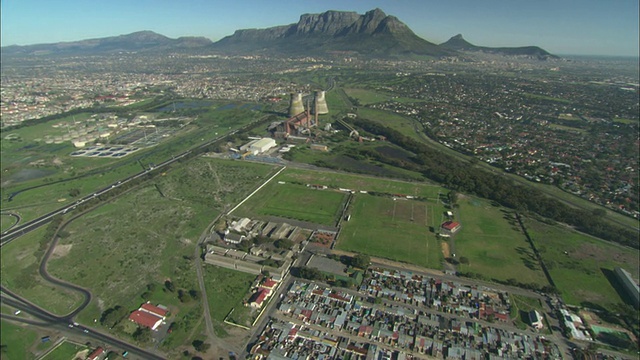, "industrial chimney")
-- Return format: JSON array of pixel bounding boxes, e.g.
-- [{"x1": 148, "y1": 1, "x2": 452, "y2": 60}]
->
[
  {"x1": 314, "y1": 91, "x2": 329, "y2": 115},
  {"x1": 288, "y1": 93, "x2": 305, "y2": 117}
]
